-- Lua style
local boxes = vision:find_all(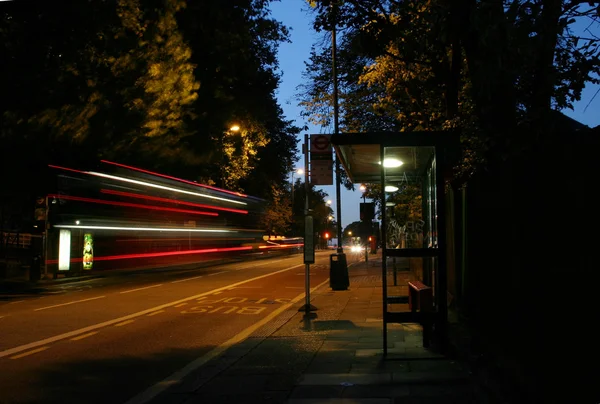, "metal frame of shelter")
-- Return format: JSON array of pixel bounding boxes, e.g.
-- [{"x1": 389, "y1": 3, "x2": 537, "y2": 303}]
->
[{"x1": 331, "y1": 131, "x2": 457, "y2": 355}]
